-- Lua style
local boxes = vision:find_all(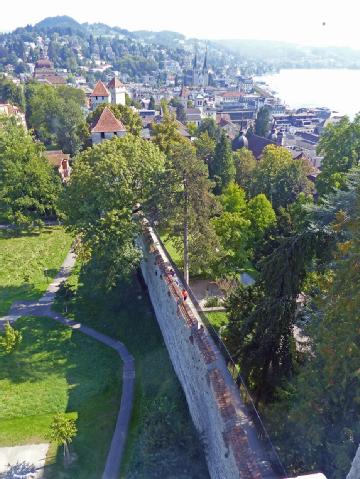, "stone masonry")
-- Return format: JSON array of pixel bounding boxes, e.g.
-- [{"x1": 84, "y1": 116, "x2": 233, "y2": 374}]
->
[{"x1": 139, "y1": 222, "x2": 278, "y2": 479}]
